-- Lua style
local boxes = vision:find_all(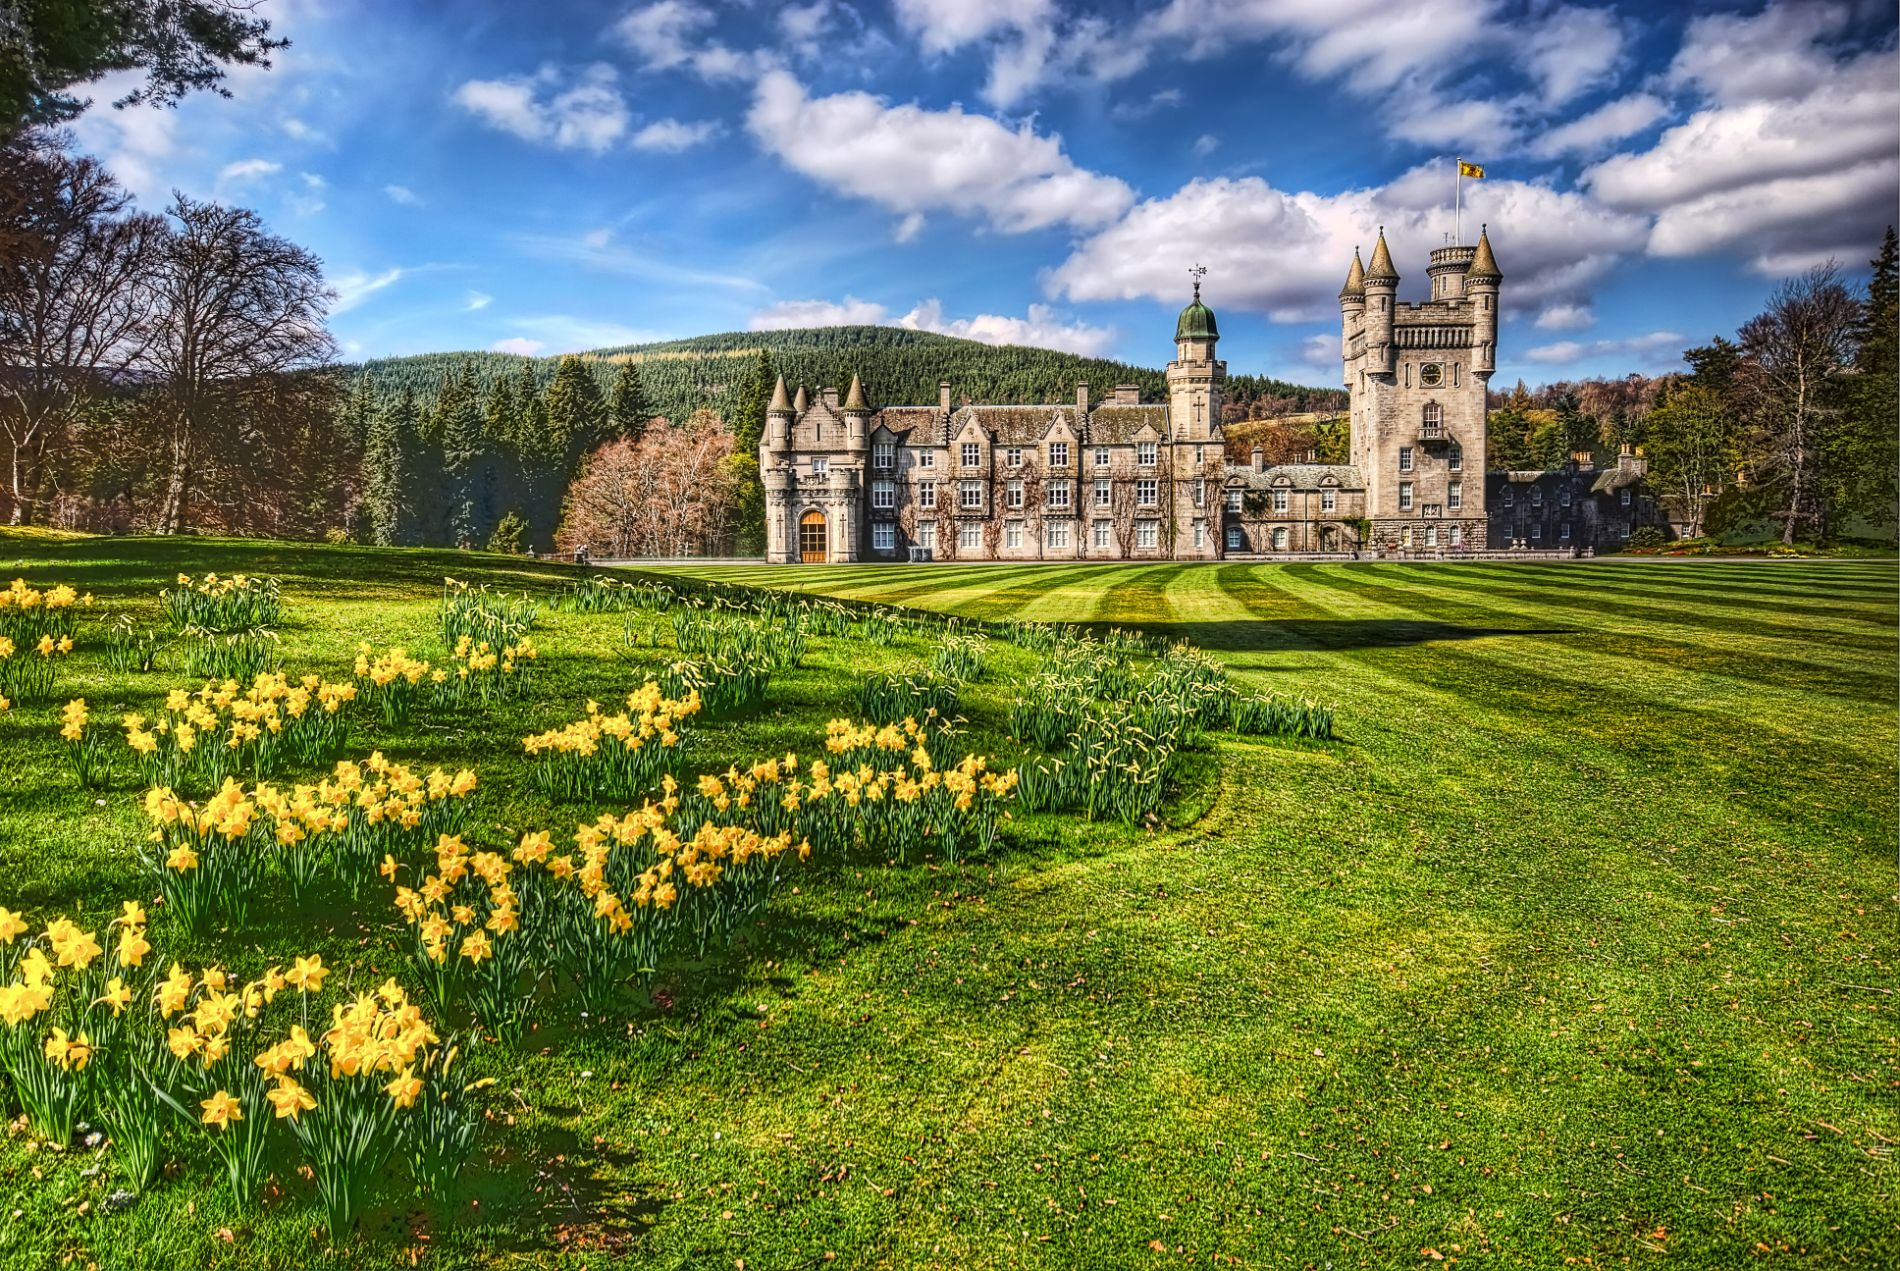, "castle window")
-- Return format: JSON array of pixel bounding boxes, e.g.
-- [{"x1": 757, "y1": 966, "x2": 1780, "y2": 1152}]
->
[
  {"x1": 1094, "y1": 446, "x2": 1110, "y2": 468},
  {"x1": 1560, "y1": 487, "x2": 1572, "y2": 508},
  {"x1": 1138, "y1": 442, "x2": 1157, "y2": 467},
  {"x1": 1006, "y1": 446, "x2": 1023, "y2": 468},
  {"x1": 871, "y1": 480, "x2": 895, "y2": 510},
  {"x1": 1006, "y1": 521, "x2": 1023, "y2": 549},
  {"x1": 1271, "y1": 527, "x2": 1288, "y2": 551},
  {"x1": 1226, "y1": 489, "x2": 1243, "y2": 511},
  {"x1": 1226, "y1": 525, "x2": 1244, "y2": 551},
  {"x1": 1448, "y1": 481, "x2": 1462, "y2": 511},
  {"x1": 1399, "y1": 482, "x2": 1414, "y2": 511},
  {"x1": 1453, "y1": 364, "x2": 1461, "y2": 387},
  {"x1": 959, "y1": 523, "x2": 983, "y2": 552},
  {"x1": 960, "y1": 442, "x2": 980, "y2": 468},
  {"x1": 1006, "y1": 479, "x2": 1024, "y2": 510},
  {"x1": 1093, "y1": 520, "x2": 1111, "y2": 549},
  {"x1": 1399, "y1": 446, "x2": 1414, "y2": 473},
  {"x1": 1193, "y1": 478, "x2": 1205, "y2": 508},
  {"x1": 960, "y1": 480, "x2": 982, "y2": 510},
  {"x1": 1621, "y1": 487, "x2": 1632, "y2": 507},
  {"x1": 1272, "y1": 489, "x2": 1288, "y2": 513},
  {"x1": 1561, "y1": 523, "x2": 1572, "y2": 541},
  {"x1": 1425, "y1": 527, "x2": 1438, "y2": 548},
  {"x1": 1194, "y1": 445, "x2": 1205, "y2": 465},
  {"x1": 810, "y1": 457, "x2": 828, "y2": 476},
  {"x1": 1137, "y1": 521, "x2": 1159, "y2": 550},
  {"x1": 1448, "y1": 444, "x2": 1462, "y2": 471},
  {"x1": 1321, "y1": 489, "x2": 1336, "y2": 513},
  {"x1": 1049, "y1": 442, "x2": 1070, "y2": 468},
  {"x1": 1421, "y1": 403, "x2": 1443, "y2": 434},
  {"x1": 917, "y1": 450, "x2": 935, "y2": 468},
  {"x1": 1530, "y1": 523, "x2": 1541, "y2": 540},
  {"x1": 1137, "y1": 478, "x2": 1158, "y2": 506},
  {"x1": 1047, "y1": 480, "x2": 1071, "y2": 510},
  {"x1": 1531, "y1": 488, "x2": 1544, "y2": 507},
  {"x1": 873, "y1": 442, "x2": 895, "y2": 469},
  {"x1": 1401, "y1": 527, "x2": 1413, "y2": 548},
  {"x1": 1503, "y1": 487, "x2": 1514, "y2": 508},
  {"x1": 872, "y1": 524, "x2": 895, "y2": 551},
  {"x1": 919, "y1": 480, "x2": 937, "y2": 509},
  {"x1": 1095, "y1": 479, "x2": 1111, "y2": 507},
  {"x1": 1450, "y1": 525, "x2": 1463, "y2": 548},
  {"x1": 918, "y1": 523, "x2": 936, "y2": 549},
  {"x1": 1046, "y1": 522, "x2": 1071, "y2": 550}
]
